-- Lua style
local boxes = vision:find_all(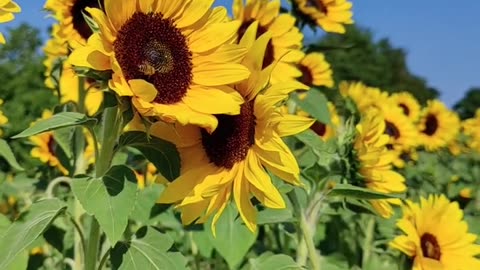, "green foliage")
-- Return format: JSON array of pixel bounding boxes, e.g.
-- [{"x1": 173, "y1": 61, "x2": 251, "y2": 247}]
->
[
  {"x1": 0, "y1": 199, "x2": 66, "y2": 269},
  {"x1": 0, "y1": 139, "x2": 24, "y2": 171},
  {"x1": 313, "y1": 25, "x2": 438, "y2": 104},
  {"x1": 454, "y1": 87, "x2": 480, "y2": 119},
  {"x1": 71, "y1": 165, "x2": 138, "y2": 244},
  {"x1": 12, "y1": 112, "x2": 96, "y2": 138},
  {"x1": 111, "y1": 226, "x2": 188, "y2": 270},
  {"x1": 118, "y1": 131, "x2": 181, "y2": 181}
]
